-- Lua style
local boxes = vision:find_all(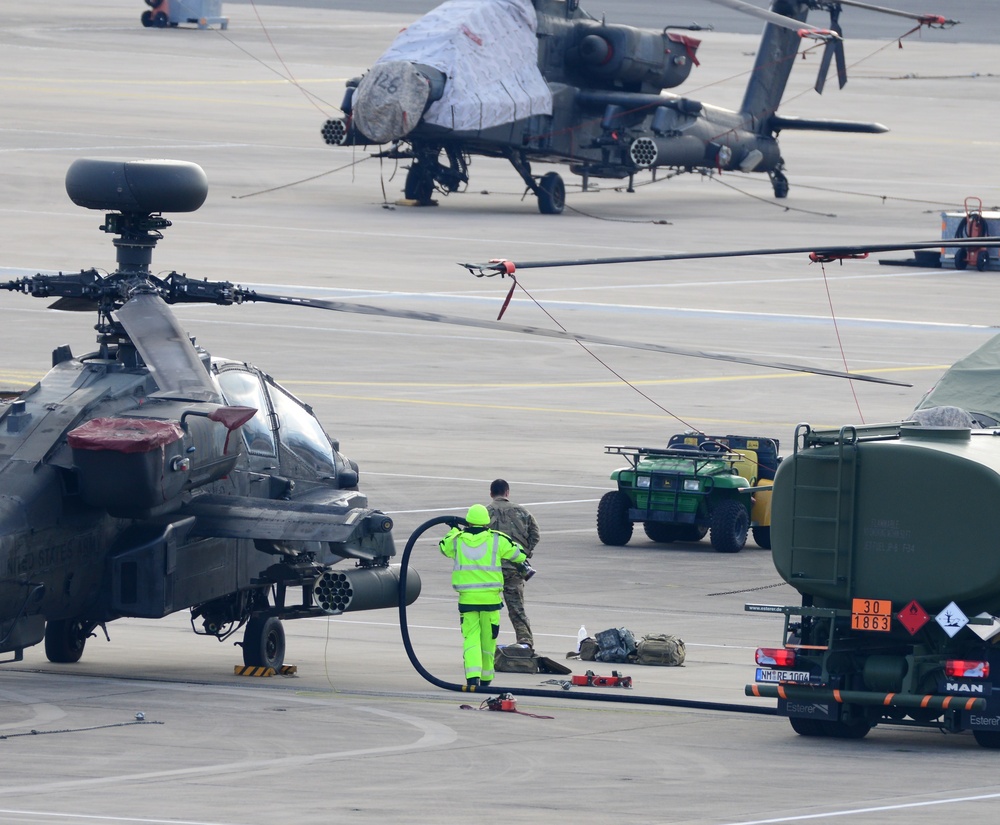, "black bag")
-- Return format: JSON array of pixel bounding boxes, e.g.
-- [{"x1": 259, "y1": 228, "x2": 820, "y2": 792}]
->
[
  {"x1": 594, "y1": 627, "x2": 637, "y2": 663},
  {"x1": 635, "y1": 633, "x2": 686, "y2": 666},
  {"x1": 494, "y1": 645, "x2": 538, "y2": 673}
]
